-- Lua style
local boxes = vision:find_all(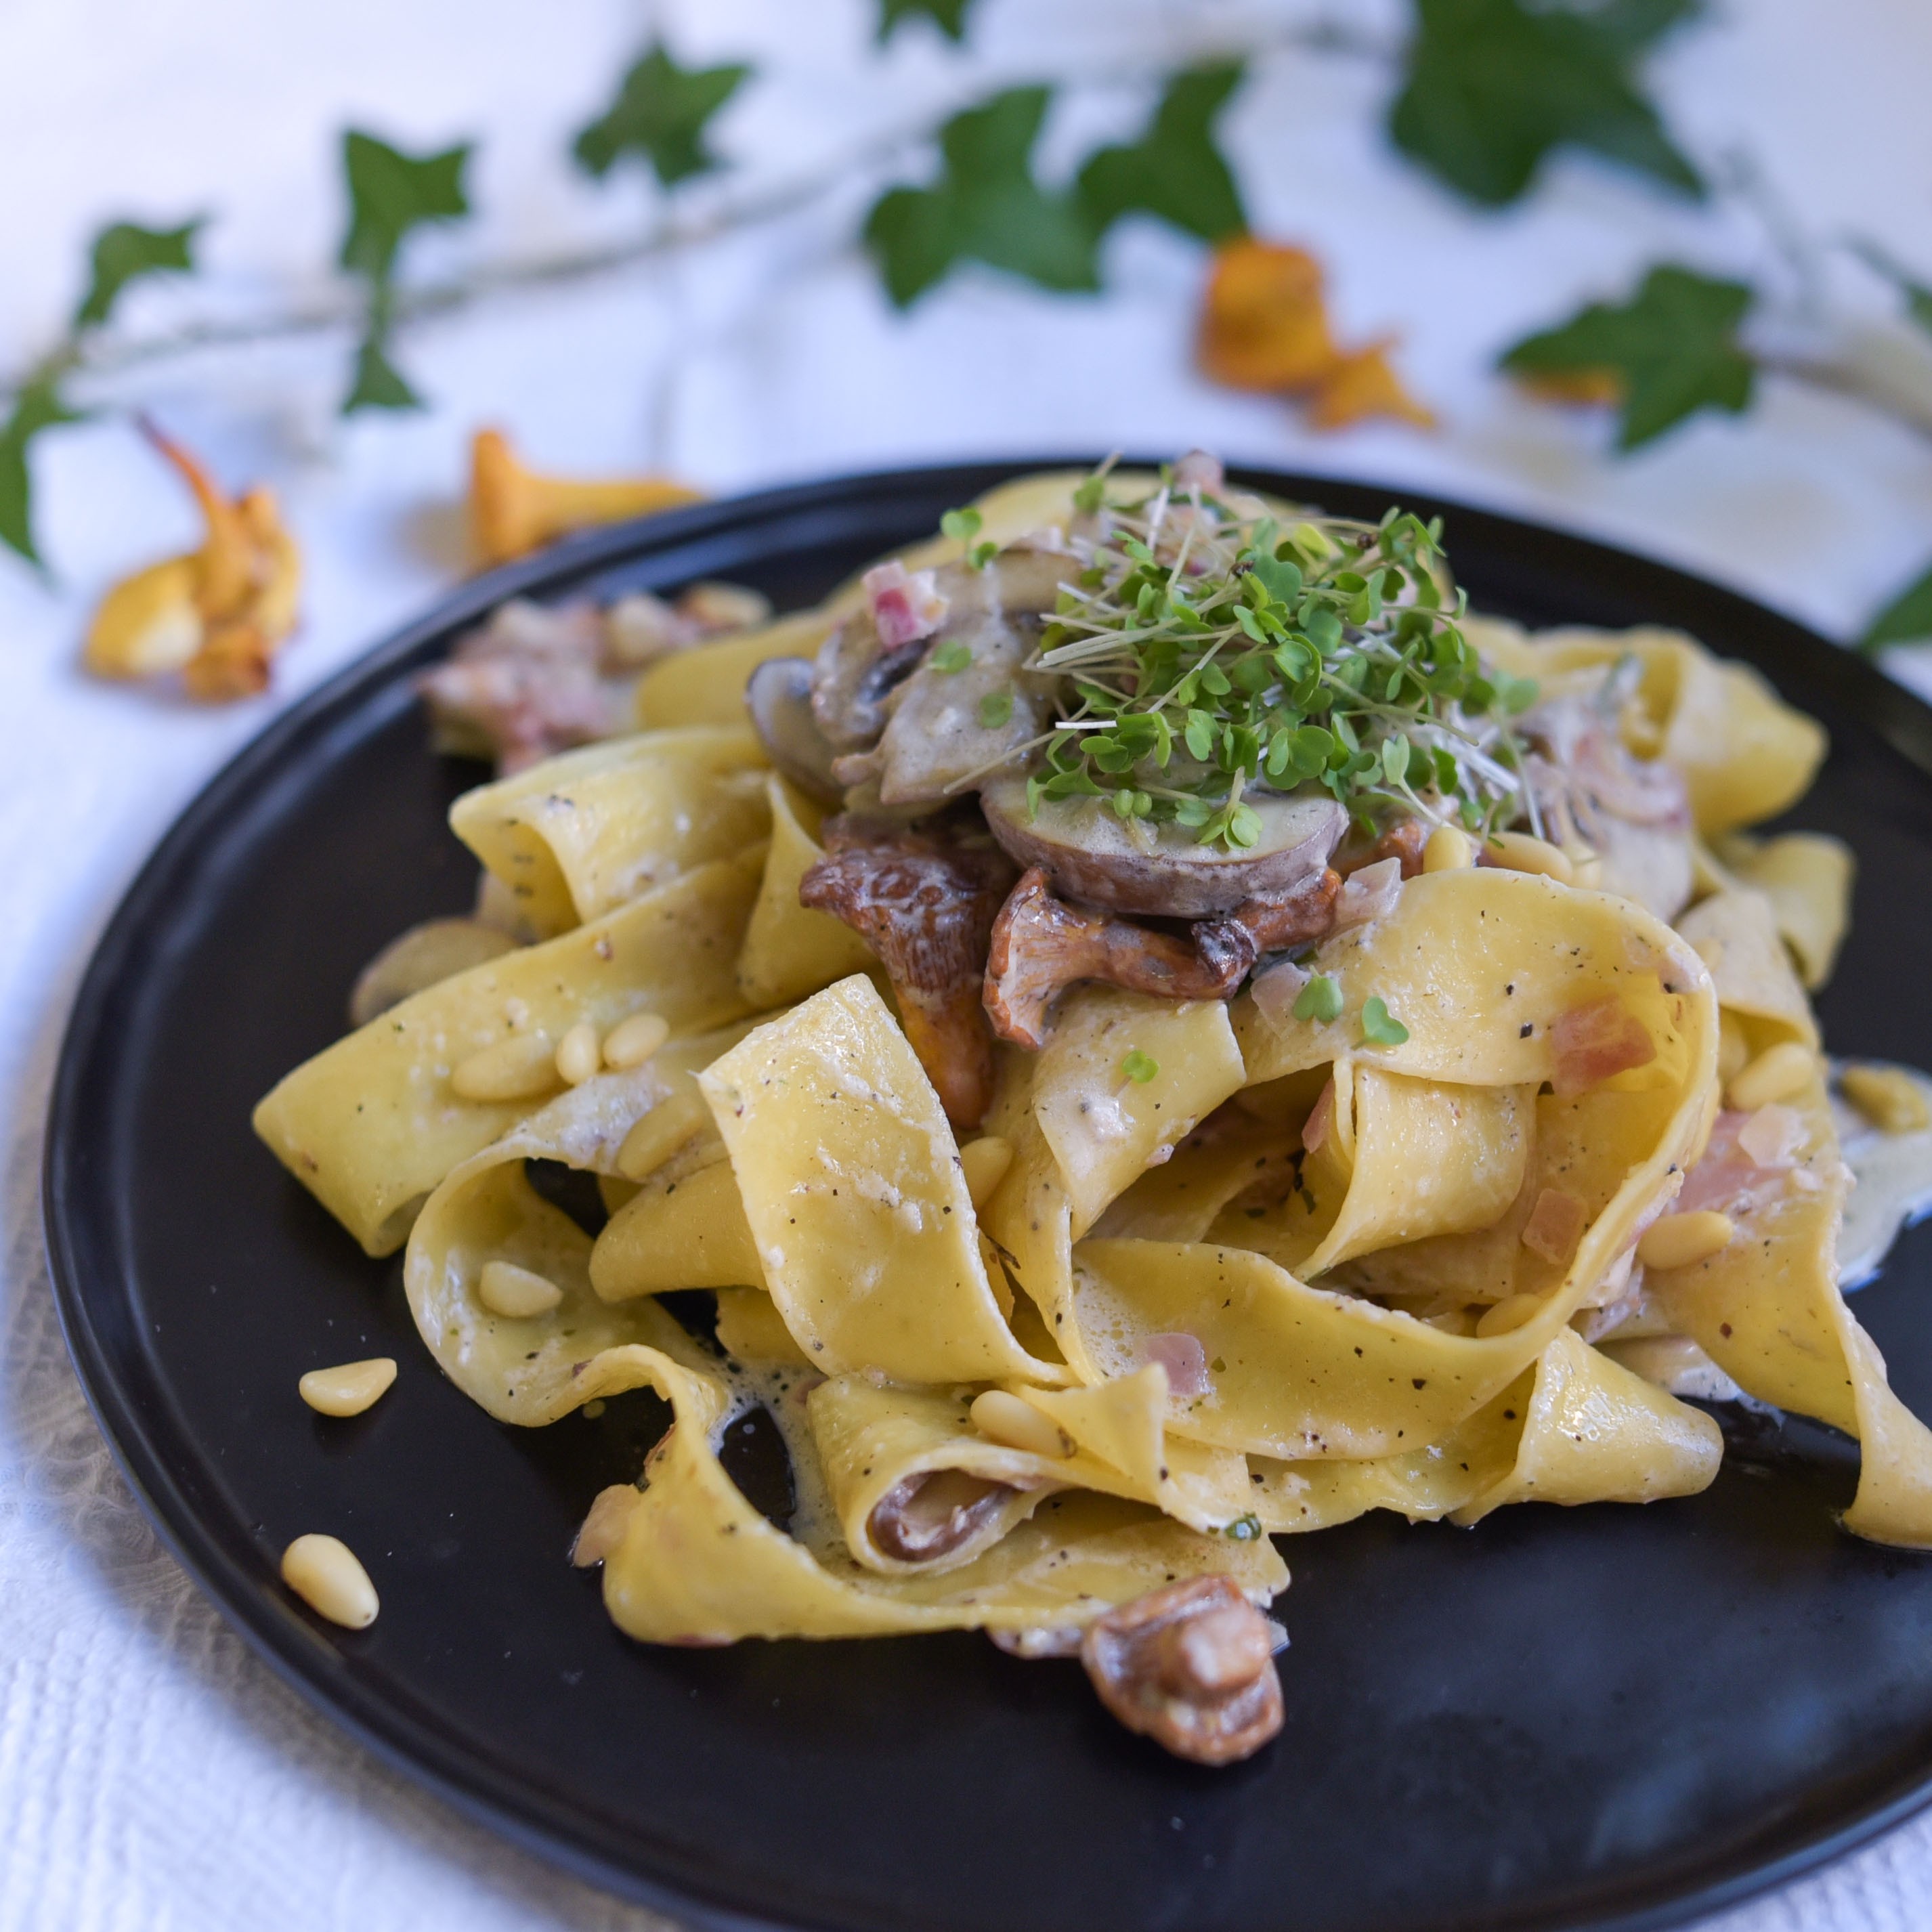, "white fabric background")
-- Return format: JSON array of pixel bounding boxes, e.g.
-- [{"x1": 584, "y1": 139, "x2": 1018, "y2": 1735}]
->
[{"x1": 8, "y1": 1, "x2": 1932, "y2": 1925}]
